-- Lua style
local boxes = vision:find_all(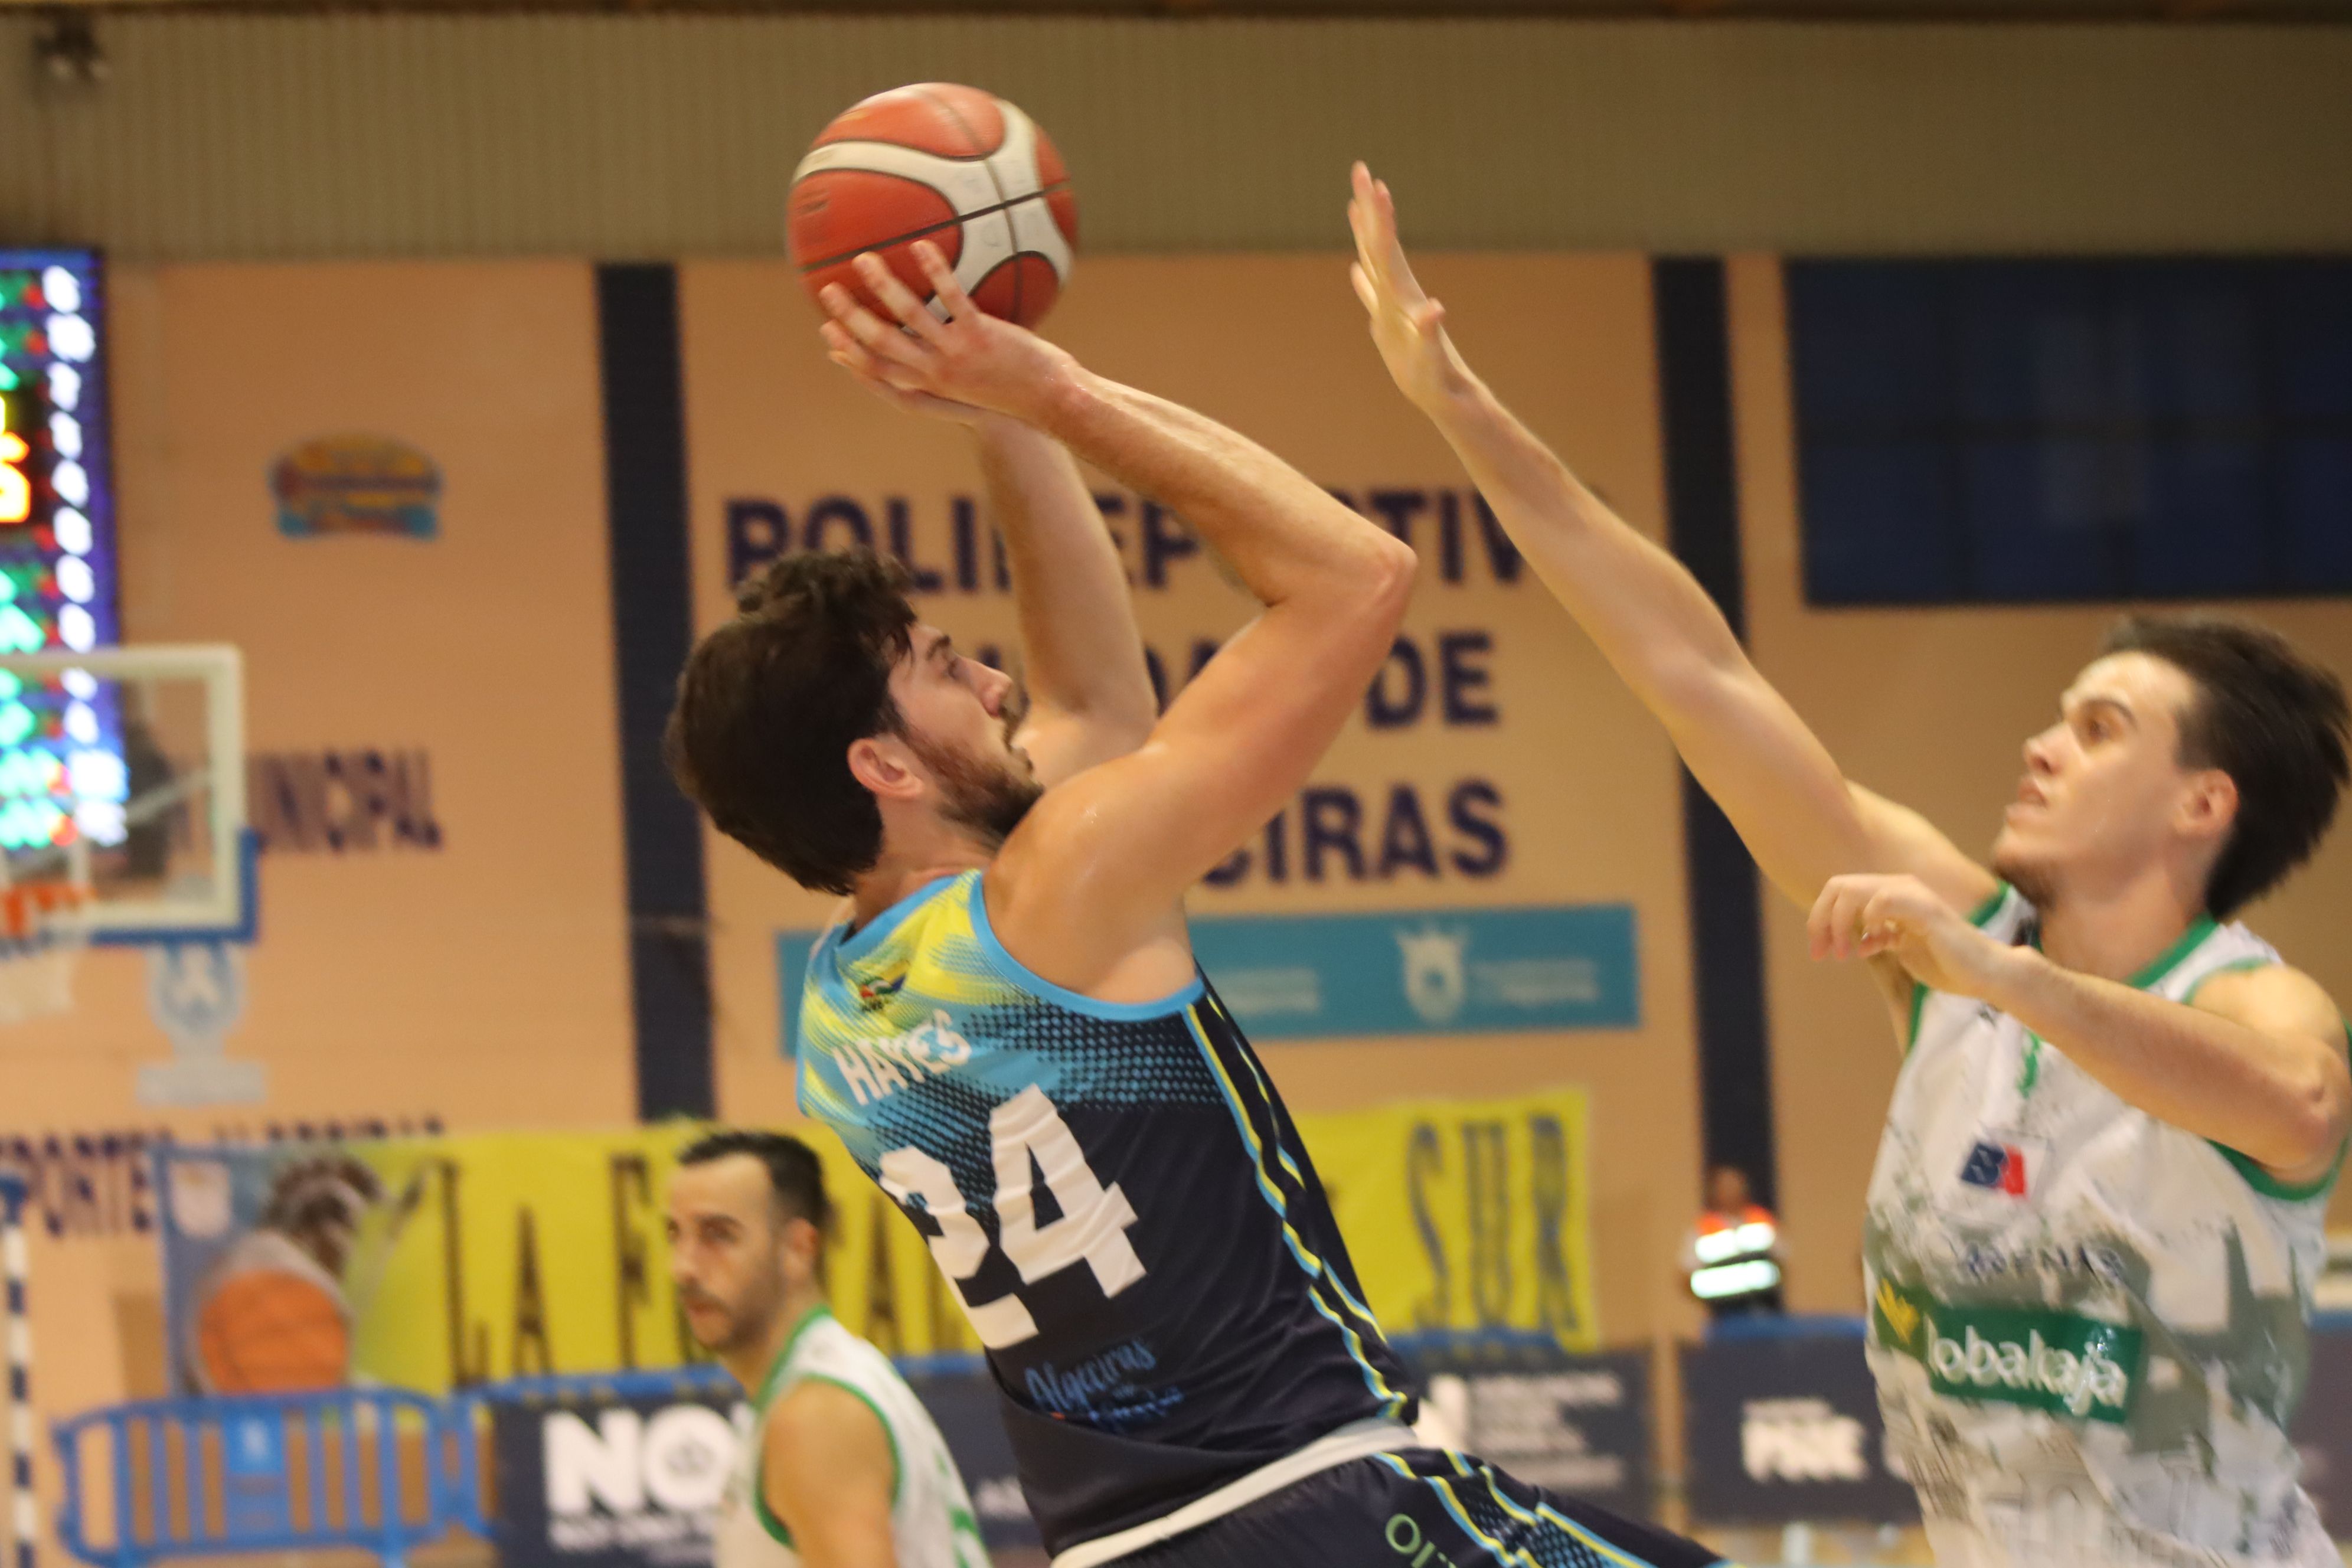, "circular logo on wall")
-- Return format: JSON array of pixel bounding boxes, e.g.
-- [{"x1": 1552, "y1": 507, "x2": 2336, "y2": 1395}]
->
[{"x1": 148, "y1": 939, "x2": 245, "y2": 1051}]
